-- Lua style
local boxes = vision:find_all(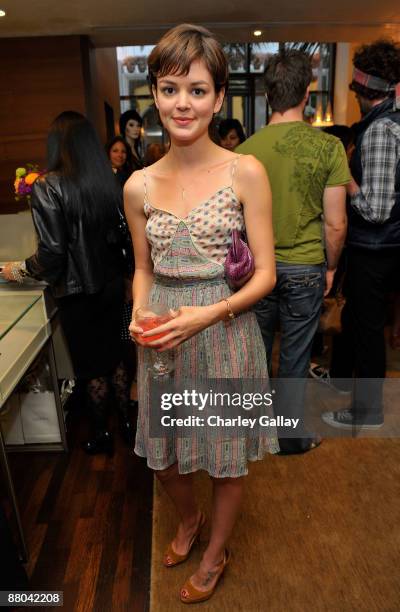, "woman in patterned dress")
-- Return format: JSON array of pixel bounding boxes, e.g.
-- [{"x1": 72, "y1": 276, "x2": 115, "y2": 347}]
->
[{"x1": 124, "y1": 24, "x2": 277, "y2": 603}]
